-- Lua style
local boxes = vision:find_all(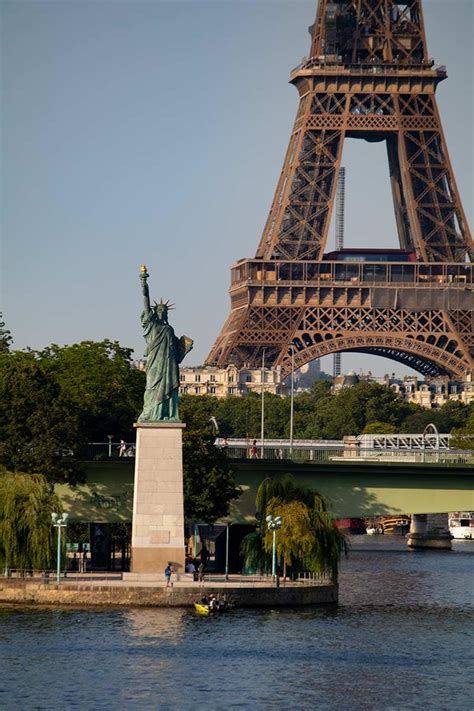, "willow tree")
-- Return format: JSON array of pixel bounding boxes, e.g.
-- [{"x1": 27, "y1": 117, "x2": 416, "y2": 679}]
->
[
  {"x1": 263, "y1": 498, "x2": 315, "y2": 579},
  {"x1": 0, "y1": 467, "x2": 62, "y2": 572},
  {"x1": 241, "y1": 474, "x2": 348, "y2": 582}
]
